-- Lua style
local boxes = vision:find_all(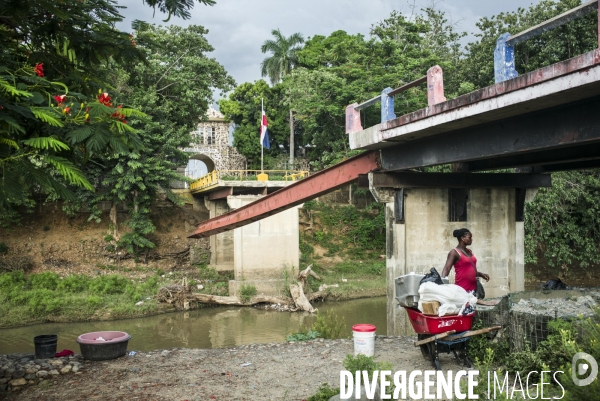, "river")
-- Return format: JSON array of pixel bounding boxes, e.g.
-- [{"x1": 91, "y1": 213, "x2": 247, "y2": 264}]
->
[{"x1": 0, "y1": 297, "x2": 386, "y2": 355}]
